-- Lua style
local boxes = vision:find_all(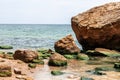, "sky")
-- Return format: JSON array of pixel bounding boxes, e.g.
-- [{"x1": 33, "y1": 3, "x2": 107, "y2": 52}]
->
[{"x1": 0, "y1": 0, "x2": 119, "y2": 24}]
